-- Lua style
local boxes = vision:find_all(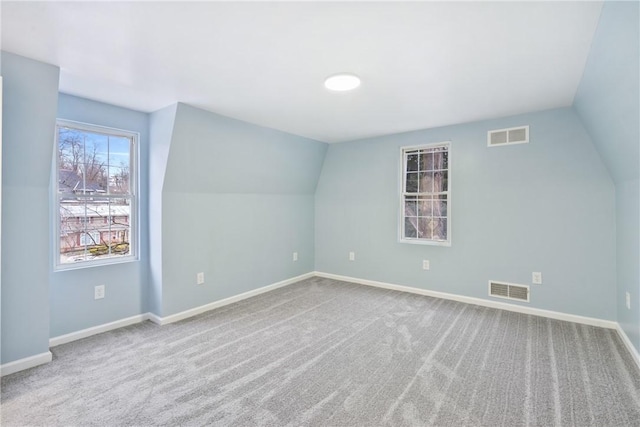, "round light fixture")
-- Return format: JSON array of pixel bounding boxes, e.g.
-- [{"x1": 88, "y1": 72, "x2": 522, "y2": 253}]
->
[{"x1": 324, "y1": 73, "x2": 361, "y2": 91}]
